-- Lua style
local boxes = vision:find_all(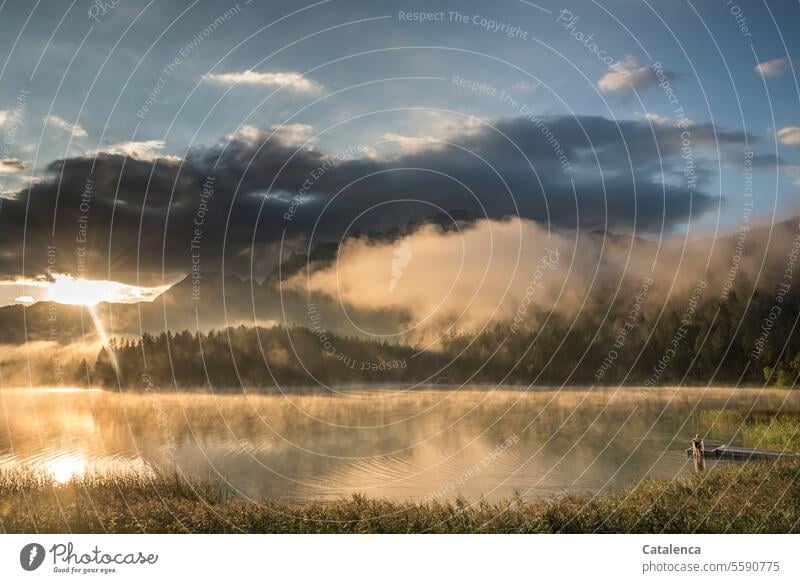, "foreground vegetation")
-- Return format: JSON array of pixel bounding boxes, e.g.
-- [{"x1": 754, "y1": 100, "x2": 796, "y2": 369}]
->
[
  {"x1": 698, "y1": 410, "x2": 800, "y2": 452},
  {"x1": 2, "y1": 461, "x2": 799, "y2": 533}
]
